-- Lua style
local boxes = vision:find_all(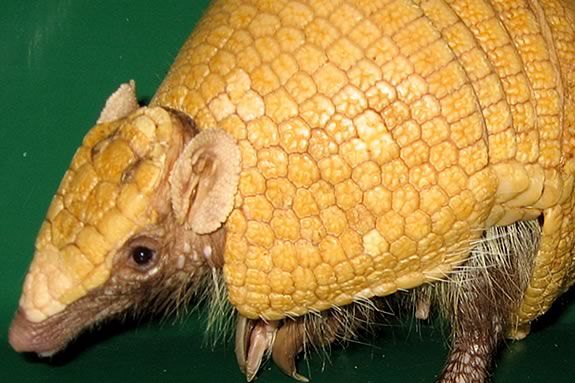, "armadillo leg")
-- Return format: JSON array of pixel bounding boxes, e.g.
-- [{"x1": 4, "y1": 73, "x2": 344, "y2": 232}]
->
[
  {"x1": 438, "y1": 315, "x2": 502, "y2": 383},
  {"x1": 438, "y1": 222, "x2": 540, "y2": 383}
]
